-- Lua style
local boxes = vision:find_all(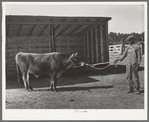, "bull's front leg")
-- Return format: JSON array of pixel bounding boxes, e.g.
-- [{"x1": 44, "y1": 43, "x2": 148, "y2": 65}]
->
[{"x1": 50, "y1": 72, "x2": 58, "y2": 92}]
